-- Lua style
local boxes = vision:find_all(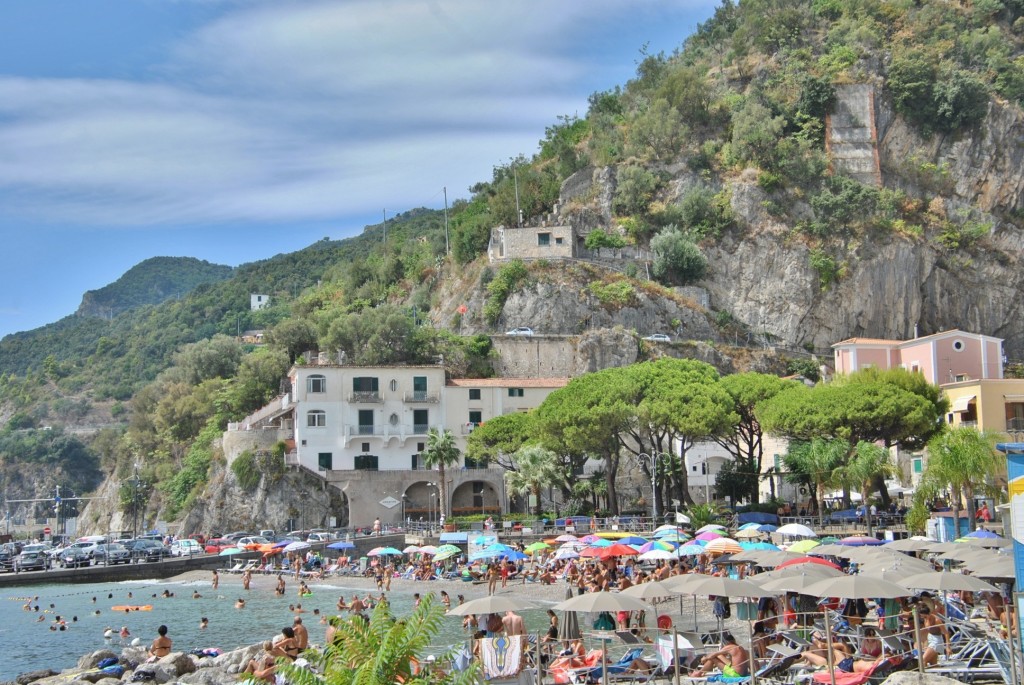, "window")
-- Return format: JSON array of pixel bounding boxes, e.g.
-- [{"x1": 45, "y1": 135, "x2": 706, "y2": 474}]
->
[
  {"x1": 953, "y1": 339, "x2": 965, "y2": 351},
  {"x1": 306, "y1": 410, "x2": 326, "y2": 427},
  {"x1": 910, "y1": 363, "x2": 920, "y2": 374},
  {"x1": 912, "y1": 458, "x2": 923, "y2": 474},
  {"x1": 411, "y1": 375, "x2": 429, "y2": 401},
  {"x1": 508, "y1": 388, "x2": 525, "y2": 397},
  {"x1": 357, "y1": 409, "x2": 374, "y2": 435},
  {"x1": 411, "y1": 454, "x2": 420, "y2": 469},
  {"x1": 389, "y1": 379, "x2": 398, "y2": 392},
  {"x1": 361, "y1": 442, "x2": 370, "y2": 452},
  {"x1": 469, "y1": 411, "x2": 483, "y2": 425},
  {"x1": 389, "y1": 413, "x2": 399, "y2": 426},
  {"x1": 318, "y1": 452, "x2": 332, "y2": 470},
  {"x1": 417, "y1": 442, "x2": 425, "y2": 451},
  {"x1": 555, "y1": 237, "x2": 564, "y2": 245},
  {"x1": 307, "y1": 375, "x2": 326, "y2": 393},
  {"x1": 469, "y1": 388, "x2": 481, "y2": 401},
  {"x1": 413, "y1": 409, "x2": 429, "y2": 433},
  {"x1": 537, "y1": 232, "x2": 551, "y2": 246},
  {"x1": 954, "y1": 374, "x2": 968, "y2": 382},
  {"x1": 354, "y1": 455, "x2": 378, "y2": 471},
  {"x1": 353, "y1": 377, "x2": 379, "y2": 392}
]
